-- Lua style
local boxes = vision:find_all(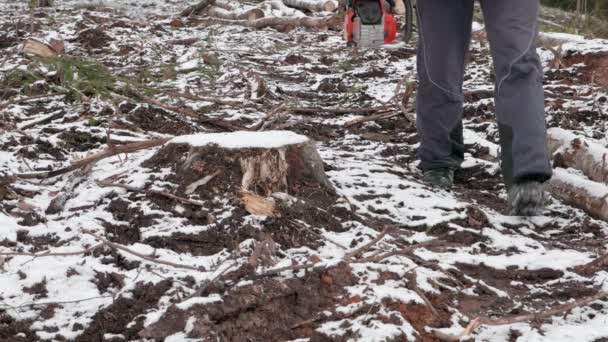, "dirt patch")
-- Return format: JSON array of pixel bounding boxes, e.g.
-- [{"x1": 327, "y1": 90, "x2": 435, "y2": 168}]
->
[
  {"x1": 107, "y1": 197, "x2": 161, "y2": 230},
  {"x1": 75, "y1": 280, "x2": 172, "y2": 342},
  {"x1": 0, "y1": 314, "x2": 36, "y2": 342},
  {"x1": 77, "y1": 27, "x2": 113, "y2": 49},
  {"x1": 23, "y1": 278, "x2": 48, "y2": 300},
  {"x1": 125, "y1": 104, "x2": 196, "y2": 135},
  {"x1": 102, "y1": 222, "x2": 141, "y2": 245},
  {"x1": 144, "y1": 222, "x2": 258, "y2": 257},
  {"x1": 57, "y1": 128, "x2": 105, "y2": 152},
  {"x1": 563, "y1": 51, "x2": 608, "y2": 86},
  {"x1": 139, "y1": 263, "x2": 356, "y2": 341}
]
